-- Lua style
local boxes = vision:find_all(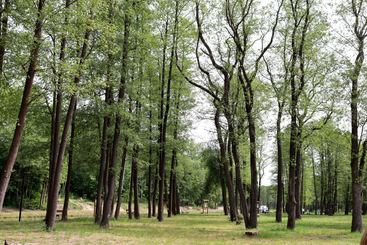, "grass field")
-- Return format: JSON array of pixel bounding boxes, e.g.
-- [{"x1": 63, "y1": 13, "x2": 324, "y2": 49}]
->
[{"x1": 0, "y1": 209, "x2": 365, "y2": 244}]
